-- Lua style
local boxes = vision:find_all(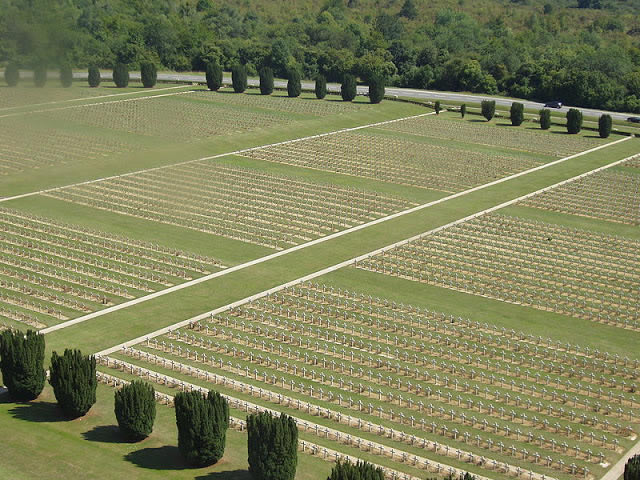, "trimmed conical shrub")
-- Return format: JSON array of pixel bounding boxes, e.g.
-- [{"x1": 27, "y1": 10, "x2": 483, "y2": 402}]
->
[
  {"x1": 231, "y1": 64, "x2": 247, "y2": 93},
  {"x1": 115, "y1": 380, "x2": 156, "y2": 441},
  {"x1": 4, "y1": 62, "x2": 19, "y2": 86},
  {"x1": 566, "y1": 108, "x2": 583, "y2": 134},
  {"x1": 287, "y1": 68, "x2": 301, "y2": 98},
  {"x1": 88, "y1": 65, "x2": 101, "y2": 87},
  {"x1": 315, "y1": 75, "x2": 327, "y2": 99},
  {"x1": 539, "y1": 108, "x2": 551, "y2": 130},
  {"x1": 510, "y1": 102, "x2": 524, "y2": 126},
  {"x1": 141, "y1": 62, "x2": 157, "y2": 88},
  {"x1": 368, "y1": 74, "x2": 385, "y2": 104},
  {"x1": 259, "y1": 66, "x2": 274, "y2": 95},
  {"x1": 175, "y1": 390, "x2": 229, "y2": 467},
  {"x1": 341, "y1": 74, "x2": 357, "y2": 102},
  {"x1": 247, "y1": 411, "x2": 298, "y2": 479},
  {"x1": 60, "y1": 65, "x2": 73, "y2": 88},
  {"x1": 598, "y1": 114, "x2": 612, "y2": 138},
  {"x1": 49, "y1": 349, "x2": 97, "y2": 418},
  {"x1": 0, "y1": 329, "x2": 46, "y2": 401},
  {"x1": 205, "y1": 61, "x2": 223, "y2": 91},
  {"x1": 112, "y1": 63, "x2": 129, "y2": 88},
  {"x1": 481, "y1": 99, "x2": 495, "y2": 121},
  {"x1": 327, "y1": 459, "x2": 384, "y2": 480},
  {"x1": 34, "y1": 65, "x2": 47, "y2": 87}
]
